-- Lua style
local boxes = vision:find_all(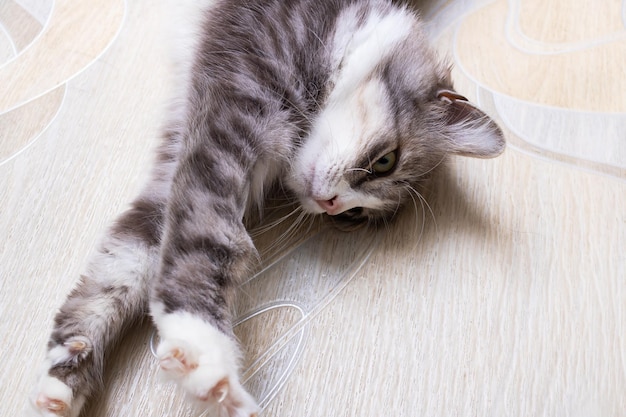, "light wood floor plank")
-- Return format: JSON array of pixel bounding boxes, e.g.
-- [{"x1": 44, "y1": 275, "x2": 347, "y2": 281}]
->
[{"x1": 1, "y1": 0, "x2": 624, "y2": 416}]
